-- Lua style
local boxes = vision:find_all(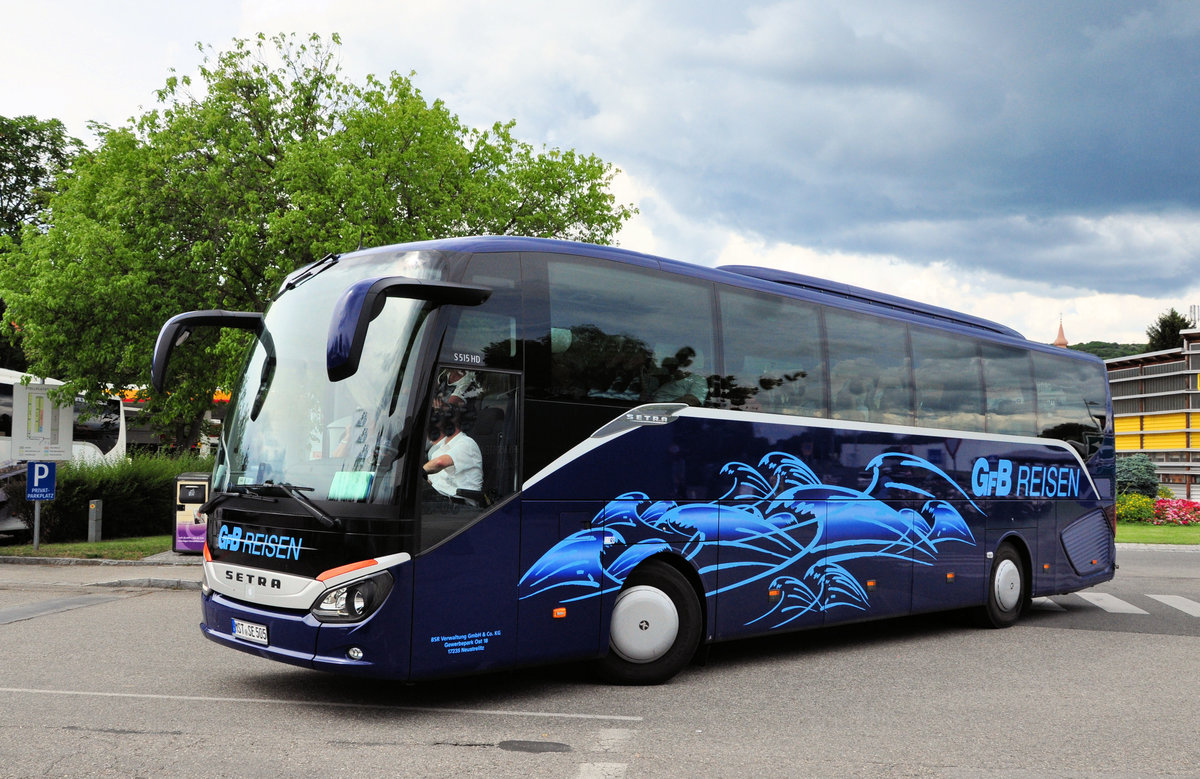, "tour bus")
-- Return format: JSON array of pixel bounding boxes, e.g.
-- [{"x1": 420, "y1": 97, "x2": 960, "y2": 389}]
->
[{"x1": 152, "y1": 236, "x2": 1115, "y2": 684}]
